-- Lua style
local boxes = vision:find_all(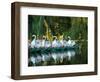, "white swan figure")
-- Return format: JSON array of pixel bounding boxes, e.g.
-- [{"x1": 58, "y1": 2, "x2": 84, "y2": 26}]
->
[
  {"x1": 71, "y1": 40, "x2": 76, "y2": 46},
  {"x1": 63, "y1": 40, "x2": 68, "y2": 47},
  {"x1": 45, "y1": 41, "x2": 51, "y2": 48},
  {"x1": 35, "y1": 40, "x2": 42, "y2": 48},
  {"x1": 52, "y1": 36, "x2": 58, "y2": 47},
  {"x1": 67, "y1": 36, "x2": 76, "y2": 47},
  {"x1": 41, "y1": 36, "x2": 46, "y2": 47},
  {"x1": 59, "y1": 40, "x2": 64, "y2": 47},
  {"x1": 31, "y1": 35, "x2": 36, "y2": 48}
]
